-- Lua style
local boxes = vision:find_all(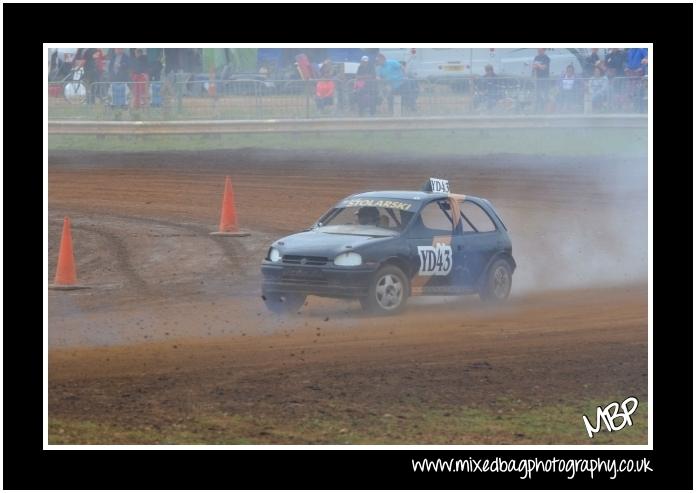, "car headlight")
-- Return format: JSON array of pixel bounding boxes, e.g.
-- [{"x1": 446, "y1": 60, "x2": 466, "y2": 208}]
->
[
  {"x1": 268, "y1": 247, "x2": 282, "y2": 262},
  {"x1": 334, "y1": 252, "x2": 362, "y2": 266}
]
